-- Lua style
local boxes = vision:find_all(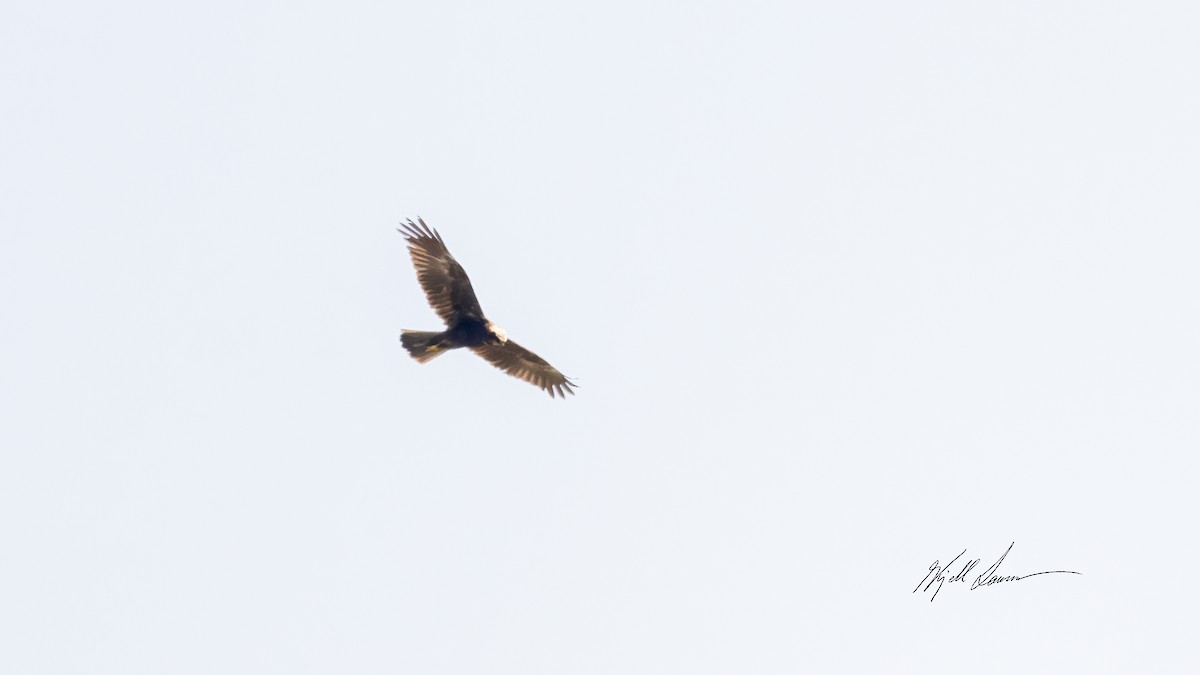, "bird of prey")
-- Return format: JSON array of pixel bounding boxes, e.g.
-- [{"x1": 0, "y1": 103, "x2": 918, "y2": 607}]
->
[{"x1": 397, "y1": 218, "x2": 577, "y2": 398}]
